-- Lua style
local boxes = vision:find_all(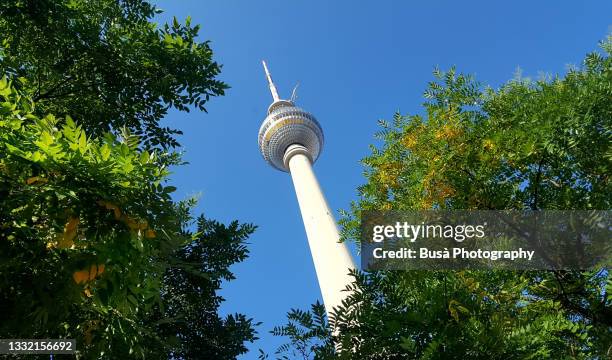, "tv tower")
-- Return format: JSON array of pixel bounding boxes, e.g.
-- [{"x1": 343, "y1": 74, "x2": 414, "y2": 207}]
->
[{"x1": 258, "y1": 61, "x2": 356, "y2": 317}]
